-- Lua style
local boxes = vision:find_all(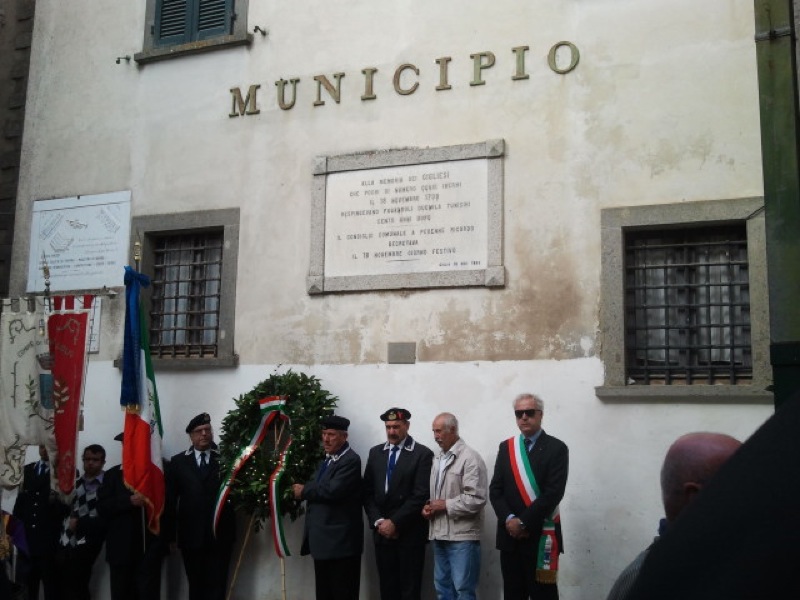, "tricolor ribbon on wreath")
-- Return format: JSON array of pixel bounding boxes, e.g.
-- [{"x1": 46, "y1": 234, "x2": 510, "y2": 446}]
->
[
  {"x1": 214, "y1": 395, "x2": 293, "y2": 557},
  {"x1": 507, "y1": 434, "x2": 561, "y2": 584}
]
